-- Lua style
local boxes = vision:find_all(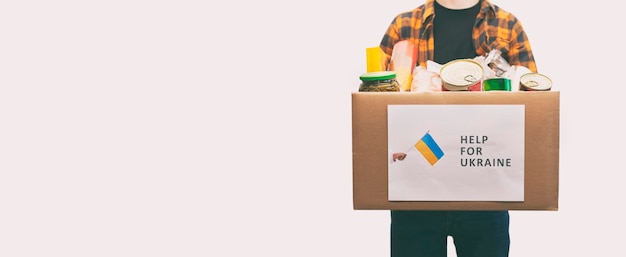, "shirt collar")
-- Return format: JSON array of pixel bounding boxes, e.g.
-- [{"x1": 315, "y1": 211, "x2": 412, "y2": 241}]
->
[{"x1": 423, "y1": 0, "x2": 497, "y2": 23}]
